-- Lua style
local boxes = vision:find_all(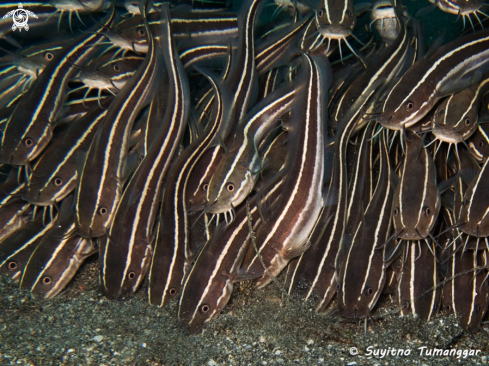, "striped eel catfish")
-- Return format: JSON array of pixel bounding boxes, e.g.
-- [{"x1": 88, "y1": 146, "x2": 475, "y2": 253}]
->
[
  {"x1": 184, "y1": 17, "x2": 310, "y2": 210},
  {"x1": 431, "y1": 76, "x2": 489, "y2": 145},
  {"x1": 457, "y1": 157, "x2": 489, "y2": 237},
  {"x1": 0, "y1": 43, "x2": 59, "y2": 111},
  {"x1": 0, "y1": 38, "x2": 68, "y2": 95},
  {"x1": 75, "y1": 2, "x2": 158, "y2": 238},
  {"x1": 75, "y1": 54, "x2": 143, "y2": 102},
  {"x1": 284, "y1": 27, "x2": 402, "y2": 306},
  {"x1": 99, "y1": 4, "x2": 190, "y2": 297},
  {"x1": 49, "y1": 0, "x2": 111, "y2": 30},
  {"x1": 185, "y1": 14, "x2": 312, "y2": 213},
  {"x1": 148, "y1": 0, "x2": 264, "y2": 305},
  {"x1": 19, "y1": 196, "x2": 96, "y2": 299},
  {"x1": 148, "y1": 66, "x2": 228, "y2": 306},
  {"x1": 0, "y1": 7, "x2": 115, "y2": 166},
  {"x1": 186, "y1": 0, "x2": 266, "y2": 213},
  {"x1": 107, "y1": 10, "x2": 238, "y2": 54},
  {"x1": 370, "y1": 0, "x2": 406, "y2": 46},
  {"x1": 241, "y1": 53, "x2": 331, "y2": 289},
  {"x1": 330, "y1": 12, "x2": 410, "y2": 133},
  {"x1": 396, "y1": 240, "x2": 441, "y2": 321},
  {"x1": 285, "y1": 75, "x2": 385, "y2": 311},
  {"x1": 379, "y1": 27, "x2": 489, "y2": 131},
  {"x1": 204, "y1": 84, "x2": 294, "y2": 215},
  {"x1": 21, "y1": 103, "x2": 110, "y2": 206},
  {"x1": 178, "y1": 174, "x2": 285, "y2": 334},
  {"x1": 299, "y1": 0, "x2": 357, "y2": 56},
  {"x1": 337, "y1": 128, "x2": 393, "y2": 319},
  {"x1": 428, "y1": 0, "x2": 486, "y2": 31},
  {"x1": 342, "y1": 123, "x2": 375, "y2": 259},
  {"x1": 391, "y1": 131, "x2": 441, "y2": 240},
  {"x1": 0, "y1": 212, "x2": 56, "y2": 283},
  {"x1": 442, "y1": 249, "x2": 489, "y2": 334},
  {"x1": 13, "y1": 47, "x2": 62, "y2": 79}
]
